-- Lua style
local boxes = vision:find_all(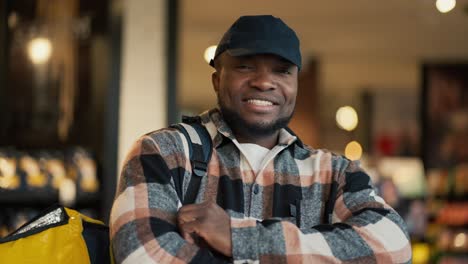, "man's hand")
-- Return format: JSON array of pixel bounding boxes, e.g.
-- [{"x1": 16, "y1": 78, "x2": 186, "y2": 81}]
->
[{"x1": 177, "y1": 201, "x2": 232, "y2": 257}]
